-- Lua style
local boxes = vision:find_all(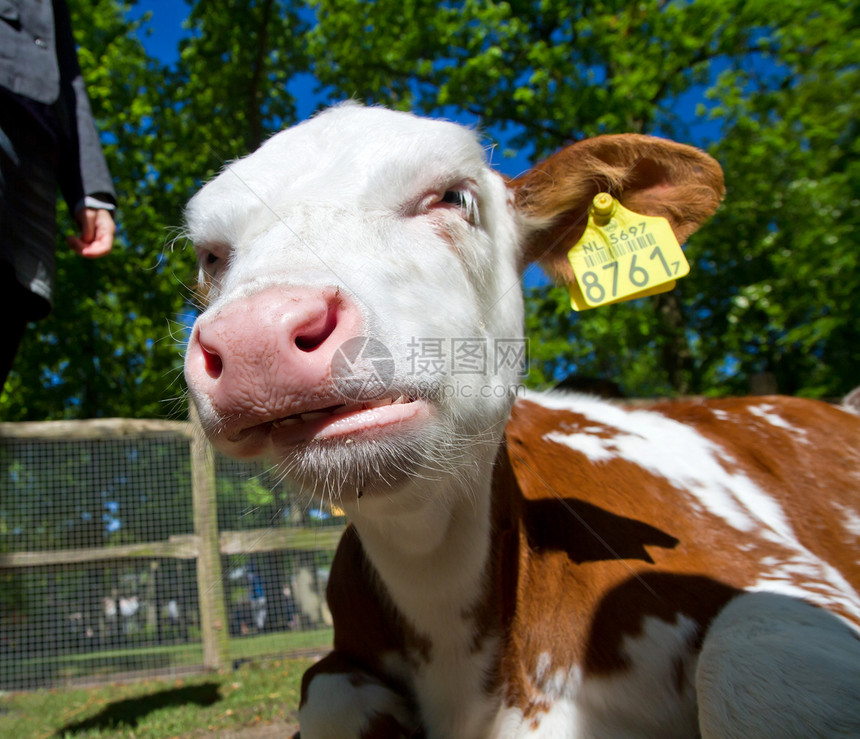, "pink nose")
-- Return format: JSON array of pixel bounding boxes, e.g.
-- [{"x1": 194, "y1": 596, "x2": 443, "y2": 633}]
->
[{"x1": 185, "y1": 286, "x2": 361, "y2": 423}]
